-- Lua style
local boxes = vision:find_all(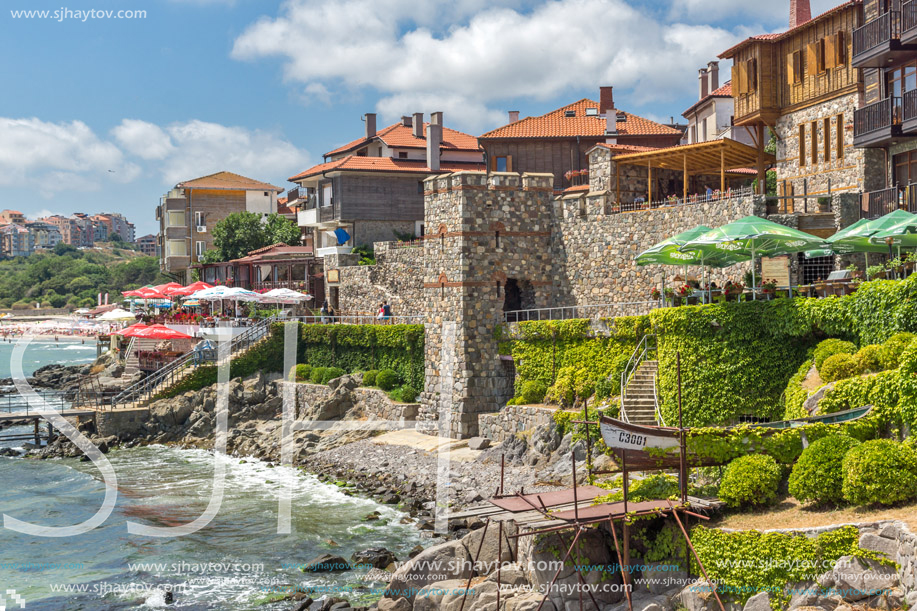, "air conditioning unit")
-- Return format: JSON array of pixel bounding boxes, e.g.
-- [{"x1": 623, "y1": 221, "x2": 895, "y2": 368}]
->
[{"x1": 196, "y1": 225, "x2": 207, "y2": 233}]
